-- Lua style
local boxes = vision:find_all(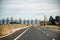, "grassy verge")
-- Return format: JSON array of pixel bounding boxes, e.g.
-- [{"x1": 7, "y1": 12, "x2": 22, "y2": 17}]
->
[
  {"x1": 0, "y1": 24, "x2": 29, "y2": 38},
  {"x1": 41, "y1": 25, "x2": 60, "y2": 31}
]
